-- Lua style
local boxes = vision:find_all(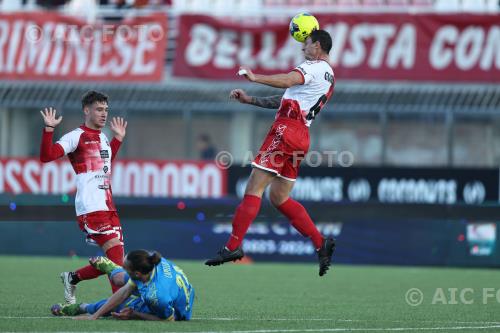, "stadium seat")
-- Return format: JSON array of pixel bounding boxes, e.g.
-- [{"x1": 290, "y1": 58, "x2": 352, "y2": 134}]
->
[
  {"x1": 411, "y1": 0, "x2": 433, "y2": 7},
  {"x1": 462, "y1": 0, "x2": 487, "y2": 11},
  {"x1": 386, "y1": 0, "x2": 410, "y2": 6},
  {"x1": 362, "y1": 0, "x2": 385, "y2": 6},
  {"x1": 434, "y1": 0, "x2": 461, "y2": 11},
  {"x1": 337, "y1": 0, "x2": 361, "y2": 6},
  {"x1": 313, "y1": 0, "x2": 336, "y2": 6},
  {"x1": 65, "y1": 0, "x2": 98, "y2": 23},
  {"x1": 0, "y1": 0, "x2": 23, "y2": 11}
]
